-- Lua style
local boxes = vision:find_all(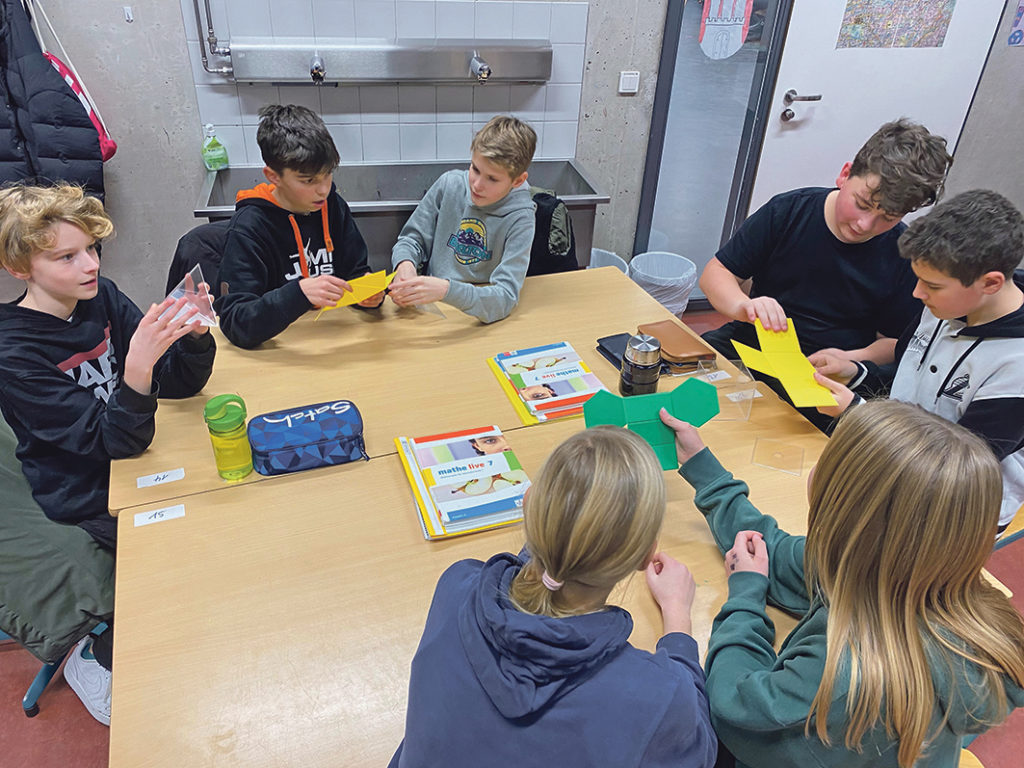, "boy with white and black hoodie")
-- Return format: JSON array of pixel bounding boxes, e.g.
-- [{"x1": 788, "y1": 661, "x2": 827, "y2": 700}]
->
[
  {"x1": 214, "y1": 105, "x2": 378, "y2": 349},
  {"x1": 812, "y1": 190, "x2": 1024, "y2": 533},
  {"x1": 389, "y1": 116, "x2": 537, "y2": 323}
]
